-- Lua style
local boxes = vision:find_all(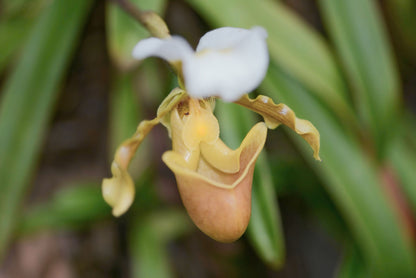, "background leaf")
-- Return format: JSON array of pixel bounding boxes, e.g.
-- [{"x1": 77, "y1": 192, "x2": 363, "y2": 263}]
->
[
  {"x1": 387, "y1": 135, "x2": 416, "y2": 213},
  {"x1": 216, "y1": 101, "x2": 285, "y2": 268},
  {"x1": 185, "y1": 0, "x2": 354, "y2": 125},
  {"x1": 263, "y1": 64, "x2": 416, "y2": 277},
  {"x1": 18, "y1": 182, "x2": 110, "y2": 235},
  {"x1": 318, "y1": 0, "x2": 400, "y2": 157},
  {"x1": 106, "y1": 0, "x2": 167, "y2": 70},
  {"x1": 0, "y1": 0, "x2": 49, "y2": 73},
  {"x1": 0, "y1": 18, "x2": 31, "y2": 73},
  {"x1": 336, "y1": 245, "x2": 368, "y2": 278},
  {"x1": 129, "y1": 209, "x2": 192, "y2": 278},
  {"x1": 0, "y1": 0, "x2": 93, "y2": 259}
]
